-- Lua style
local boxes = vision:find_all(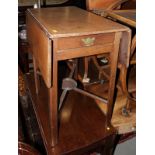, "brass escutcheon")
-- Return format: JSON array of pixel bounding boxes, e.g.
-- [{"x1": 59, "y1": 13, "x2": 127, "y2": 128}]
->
[{"x1": 81, "y1": 37, "x2": 95, "y2": 46}]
